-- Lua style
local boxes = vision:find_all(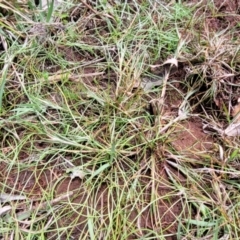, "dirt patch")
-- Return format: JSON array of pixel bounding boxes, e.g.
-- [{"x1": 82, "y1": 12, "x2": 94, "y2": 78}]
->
[
  {"x1": 171, "y1": 118, "x2": 214, "y2": 159},
  {"x1": 0, "y1": 162, "x2": 59, "y2": 199},
  {"x1": 52, "y1": 178, "x2": 88, "y2": 239},
  {"x1": 187, "y1": 0, "x2": 240, "y2": 32},
  {"x1": 139, "y1": 159, "x2": 188, "y2": 240}
]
